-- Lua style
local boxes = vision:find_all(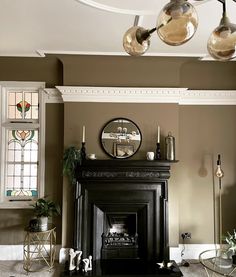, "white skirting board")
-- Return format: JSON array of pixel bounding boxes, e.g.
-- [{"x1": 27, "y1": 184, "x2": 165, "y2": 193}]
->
[
  {"x1": 0, "y1": 245, "x2": 61, "y2": 260},
  {"x1": 60, "y1": 244, "x2": 219, "y2": 264},
  {"x1": 0, "y1": 244, "x2": 219, "y2": 261},
  {"x1": 170, "y1": 244, "x2": 219, "y2": 263}
]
